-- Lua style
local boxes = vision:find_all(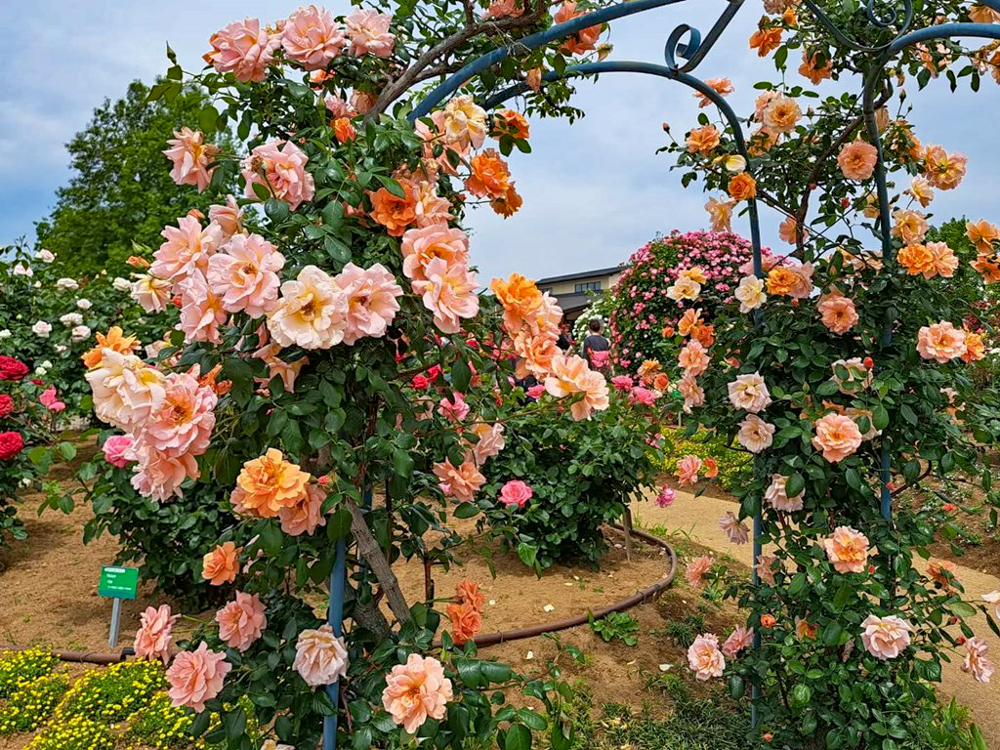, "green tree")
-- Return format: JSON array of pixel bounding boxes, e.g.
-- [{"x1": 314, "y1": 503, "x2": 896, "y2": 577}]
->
[{"x1": 35, "y1": 80, "x2": 234, "y2": 278}]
